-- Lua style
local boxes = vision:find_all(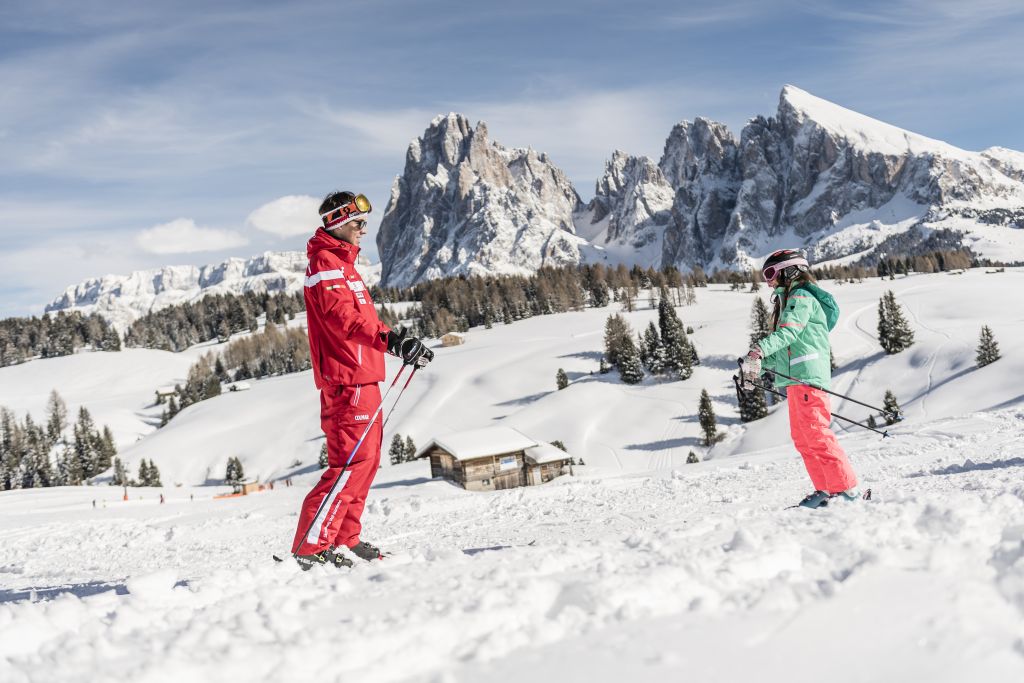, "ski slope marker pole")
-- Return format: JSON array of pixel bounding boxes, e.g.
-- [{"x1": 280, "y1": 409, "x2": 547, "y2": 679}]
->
[{"x1": 294, "y1": 363, "x2": 408, "y2": 557}]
